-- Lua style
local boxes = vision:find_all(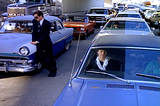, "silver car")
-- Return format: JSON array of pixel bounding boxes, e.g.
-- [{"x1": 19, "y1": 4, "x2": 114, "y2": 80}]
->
[{"x1": 98, "y1": 17, "x2": 154, "y2": 37}]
